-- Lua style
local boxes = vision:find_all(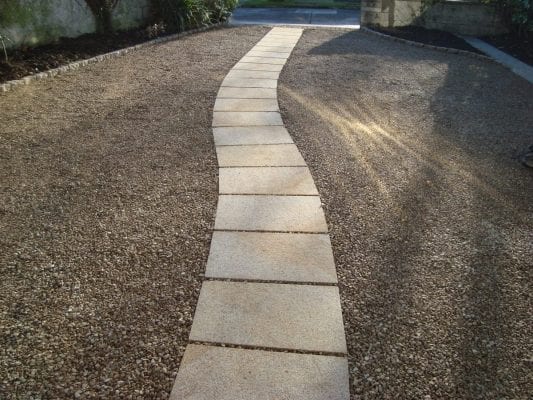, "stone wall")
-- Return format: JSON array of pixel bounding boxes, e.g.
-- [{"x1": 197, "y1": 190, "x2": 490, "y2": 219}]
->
[
  {"x1": 0, "y1": 0, "x2": 150, "y2": 49},
  {"x1": 361, "y1": 0, "x2": 507, "y2": 36}
]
